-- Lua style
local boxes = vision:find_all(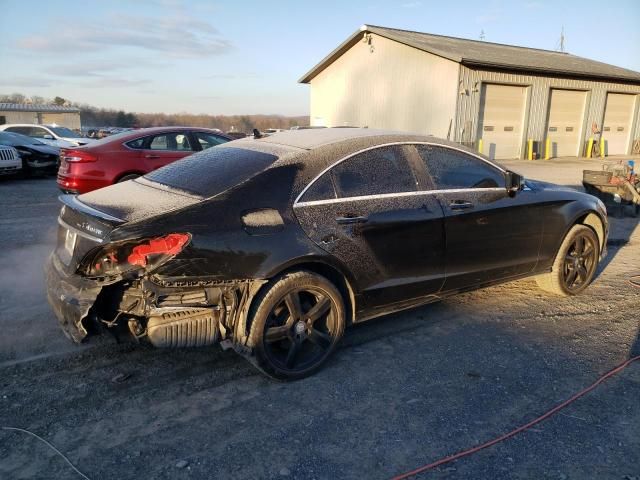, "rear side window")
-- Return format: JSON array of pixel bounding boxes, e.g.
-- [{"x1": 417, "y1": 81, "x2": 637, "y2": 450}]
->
[
  {"x1": 126, "y1": 137, "x2": 145, "y2": 149},
  {"x1": 300, "y1": 173, "x2": 336, "y2": 202},
  {"x1": 332, "y1": 145, "x2": 417, "y2": 198},
  {"x1": 144, "y1": 146, "x2": 278, "y2": 197},
  {"x1": 149, "y1": 132, "x2": 193, "y2": 151},
  {"x1": 416, "y1": 145, "x2": 504, "y2": 189},
  {"x1": 194, "y1": 132, "x2": 229, "y2": 150}
]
